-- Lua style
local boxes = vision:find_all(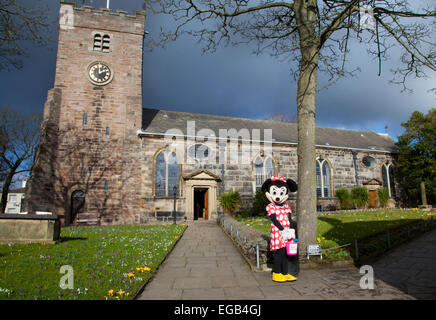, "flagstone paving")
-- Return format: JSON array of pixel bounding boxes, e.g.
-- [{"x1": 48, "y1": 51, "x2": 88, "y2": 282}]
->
[{"x1": 137, "y1": 220, "x2": 436, "y2": 300}]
